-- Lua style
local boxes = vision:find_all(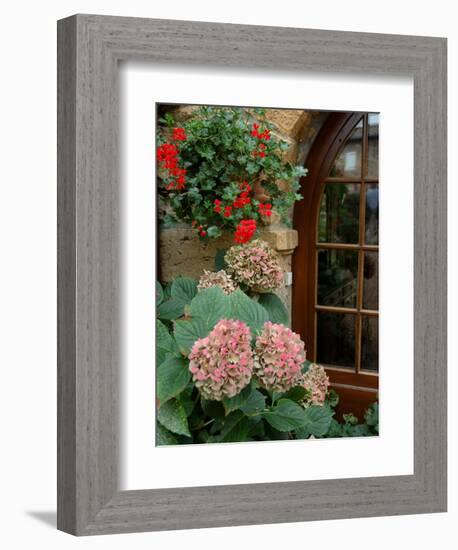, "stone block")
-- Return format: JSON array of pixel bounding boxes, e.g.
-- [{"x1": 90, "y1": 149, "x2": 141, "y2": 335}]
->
[{"x1": 263, "y1": 109, "x2": 312, "y2": 140}]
